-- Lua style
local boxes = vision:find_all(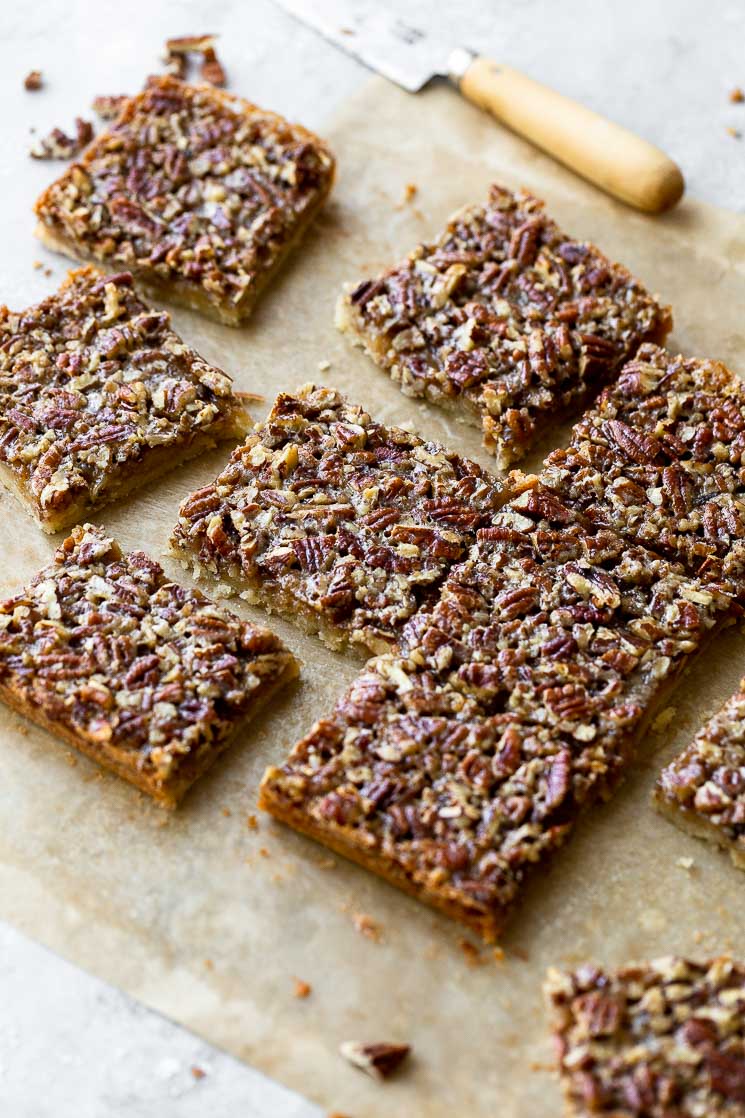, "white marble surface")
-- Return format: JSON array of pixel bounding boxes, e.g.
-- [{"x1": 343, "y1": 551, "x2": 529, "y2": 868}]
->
[{"x1": 0, "y1": 1, "x2": 743, "y2": 1114}]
